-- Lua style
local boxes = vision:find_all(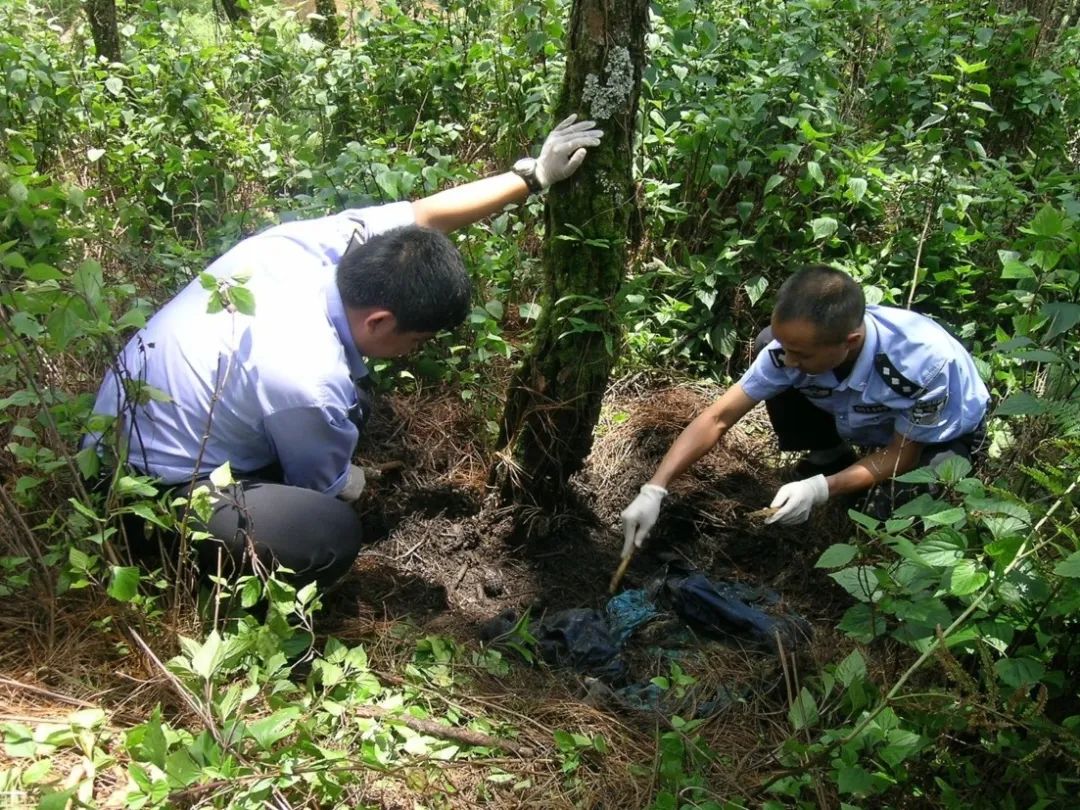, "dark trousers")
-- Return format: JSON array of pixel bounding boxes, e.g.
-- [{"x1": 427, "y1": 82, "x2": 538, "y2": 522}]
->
[
  {"x1": 186, "y1": 464, "x2": 363, "y2": 590},
  {"x1": 752, "y1": 327, "x2": 986, "y2": 517}
]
